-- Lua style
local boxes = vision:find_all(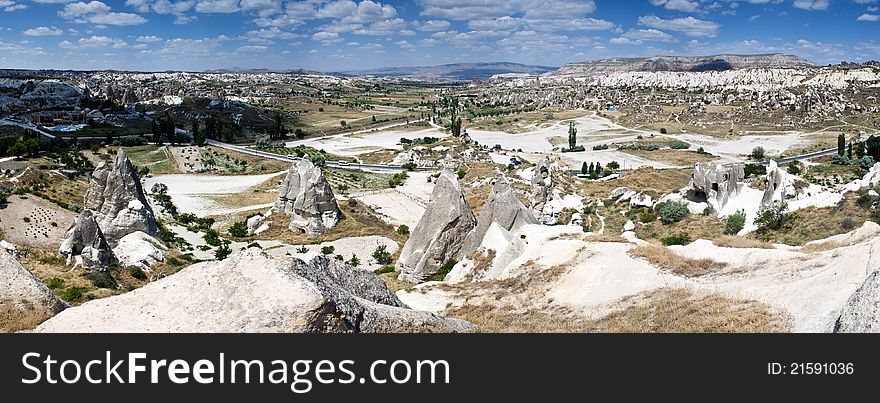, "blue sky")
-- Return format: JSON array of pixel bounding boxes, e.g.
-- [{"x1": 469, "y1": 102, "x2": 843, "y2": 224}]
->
[{"x1": 0, "y1": 0, "x2": 878, "y2": 72}]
